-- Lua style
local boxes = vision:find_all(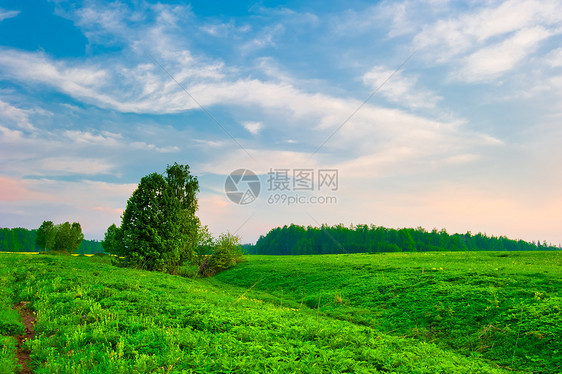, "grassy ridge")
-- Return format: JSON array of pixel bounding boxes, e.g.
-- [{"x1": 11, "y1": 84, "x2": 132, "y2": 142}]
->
[
  {"x1": 214, "y1": 251, "x2": 562, "y2": 373},
  {"x1": 0, "y1": 253, "x2": 511, "y2": 373}
]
